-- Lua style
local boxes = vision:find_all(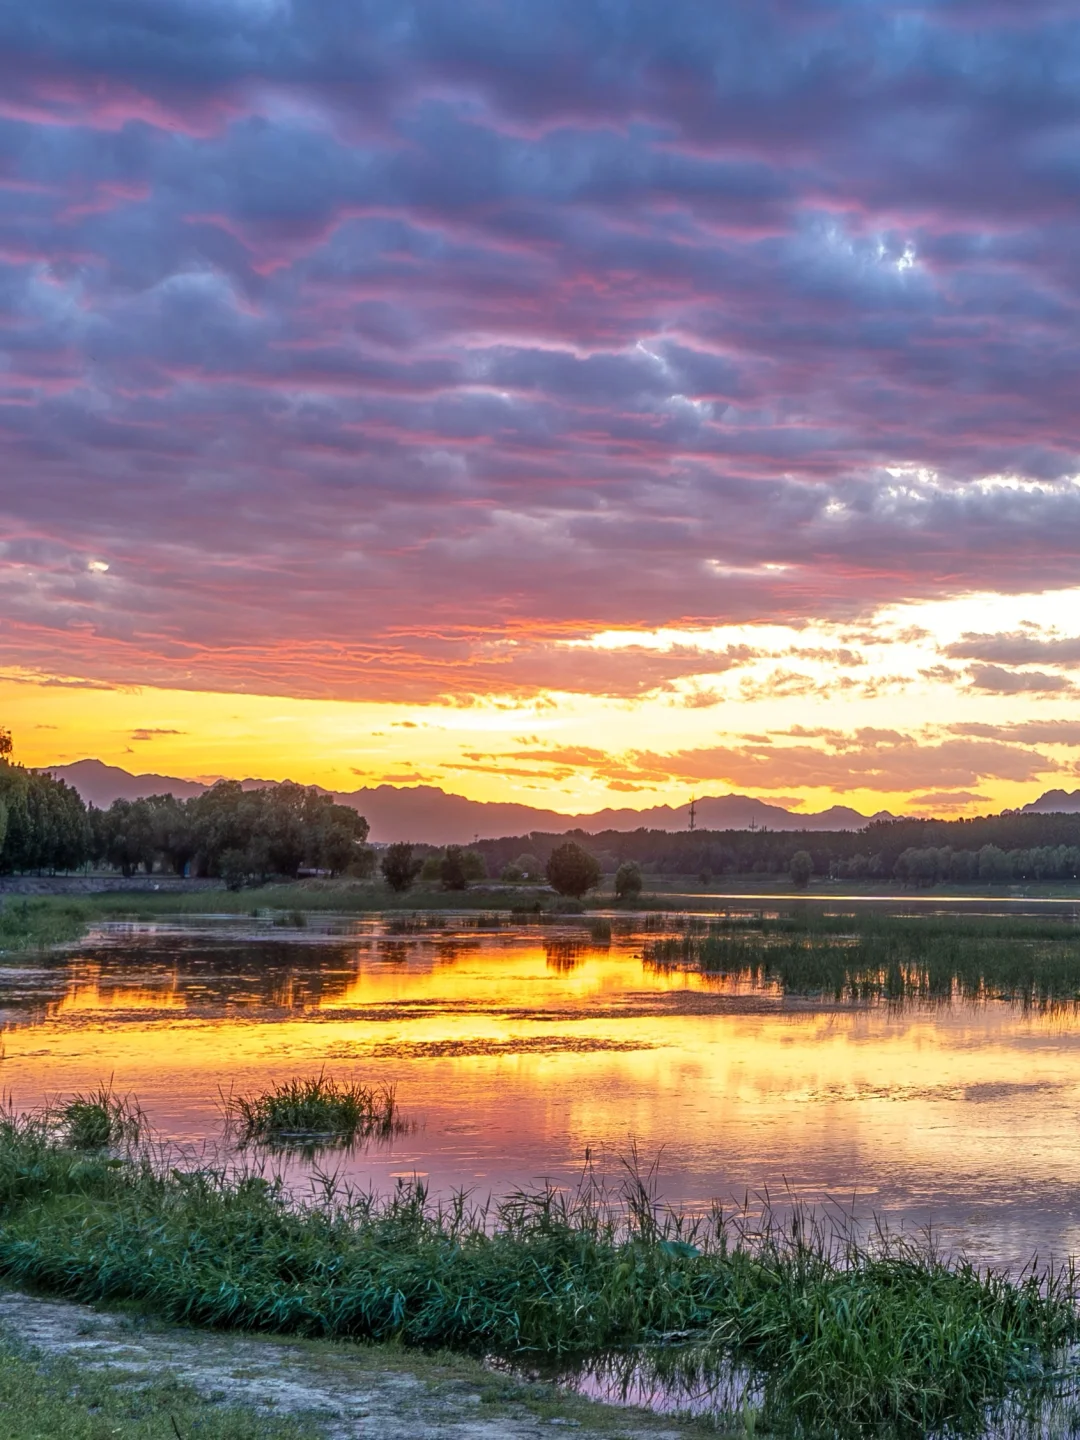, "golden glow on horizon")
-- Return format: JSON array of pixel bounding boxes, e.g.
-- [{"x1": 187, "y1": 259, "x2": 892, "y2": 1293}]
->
[{"x1": 5, "y1": 586, "x2": 1080, "y2": 818}]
